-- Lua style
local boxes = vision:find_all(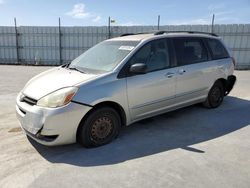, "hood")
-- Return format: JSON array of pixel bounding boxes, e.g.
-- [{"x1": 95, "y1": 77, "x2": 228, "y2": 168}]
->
[{"x1": 22, "y1": 67, "x2": 100, "y2": 100}]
